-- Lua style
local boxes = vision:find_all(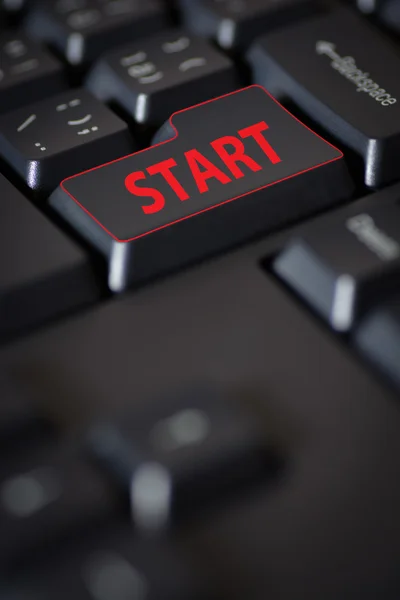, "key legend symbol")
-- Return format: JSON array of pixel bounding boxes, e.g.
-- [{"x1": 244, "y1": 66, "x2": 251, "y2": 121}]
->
[{"x1": 17, "y1": 114, "x2": 36, "y2": 132}]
